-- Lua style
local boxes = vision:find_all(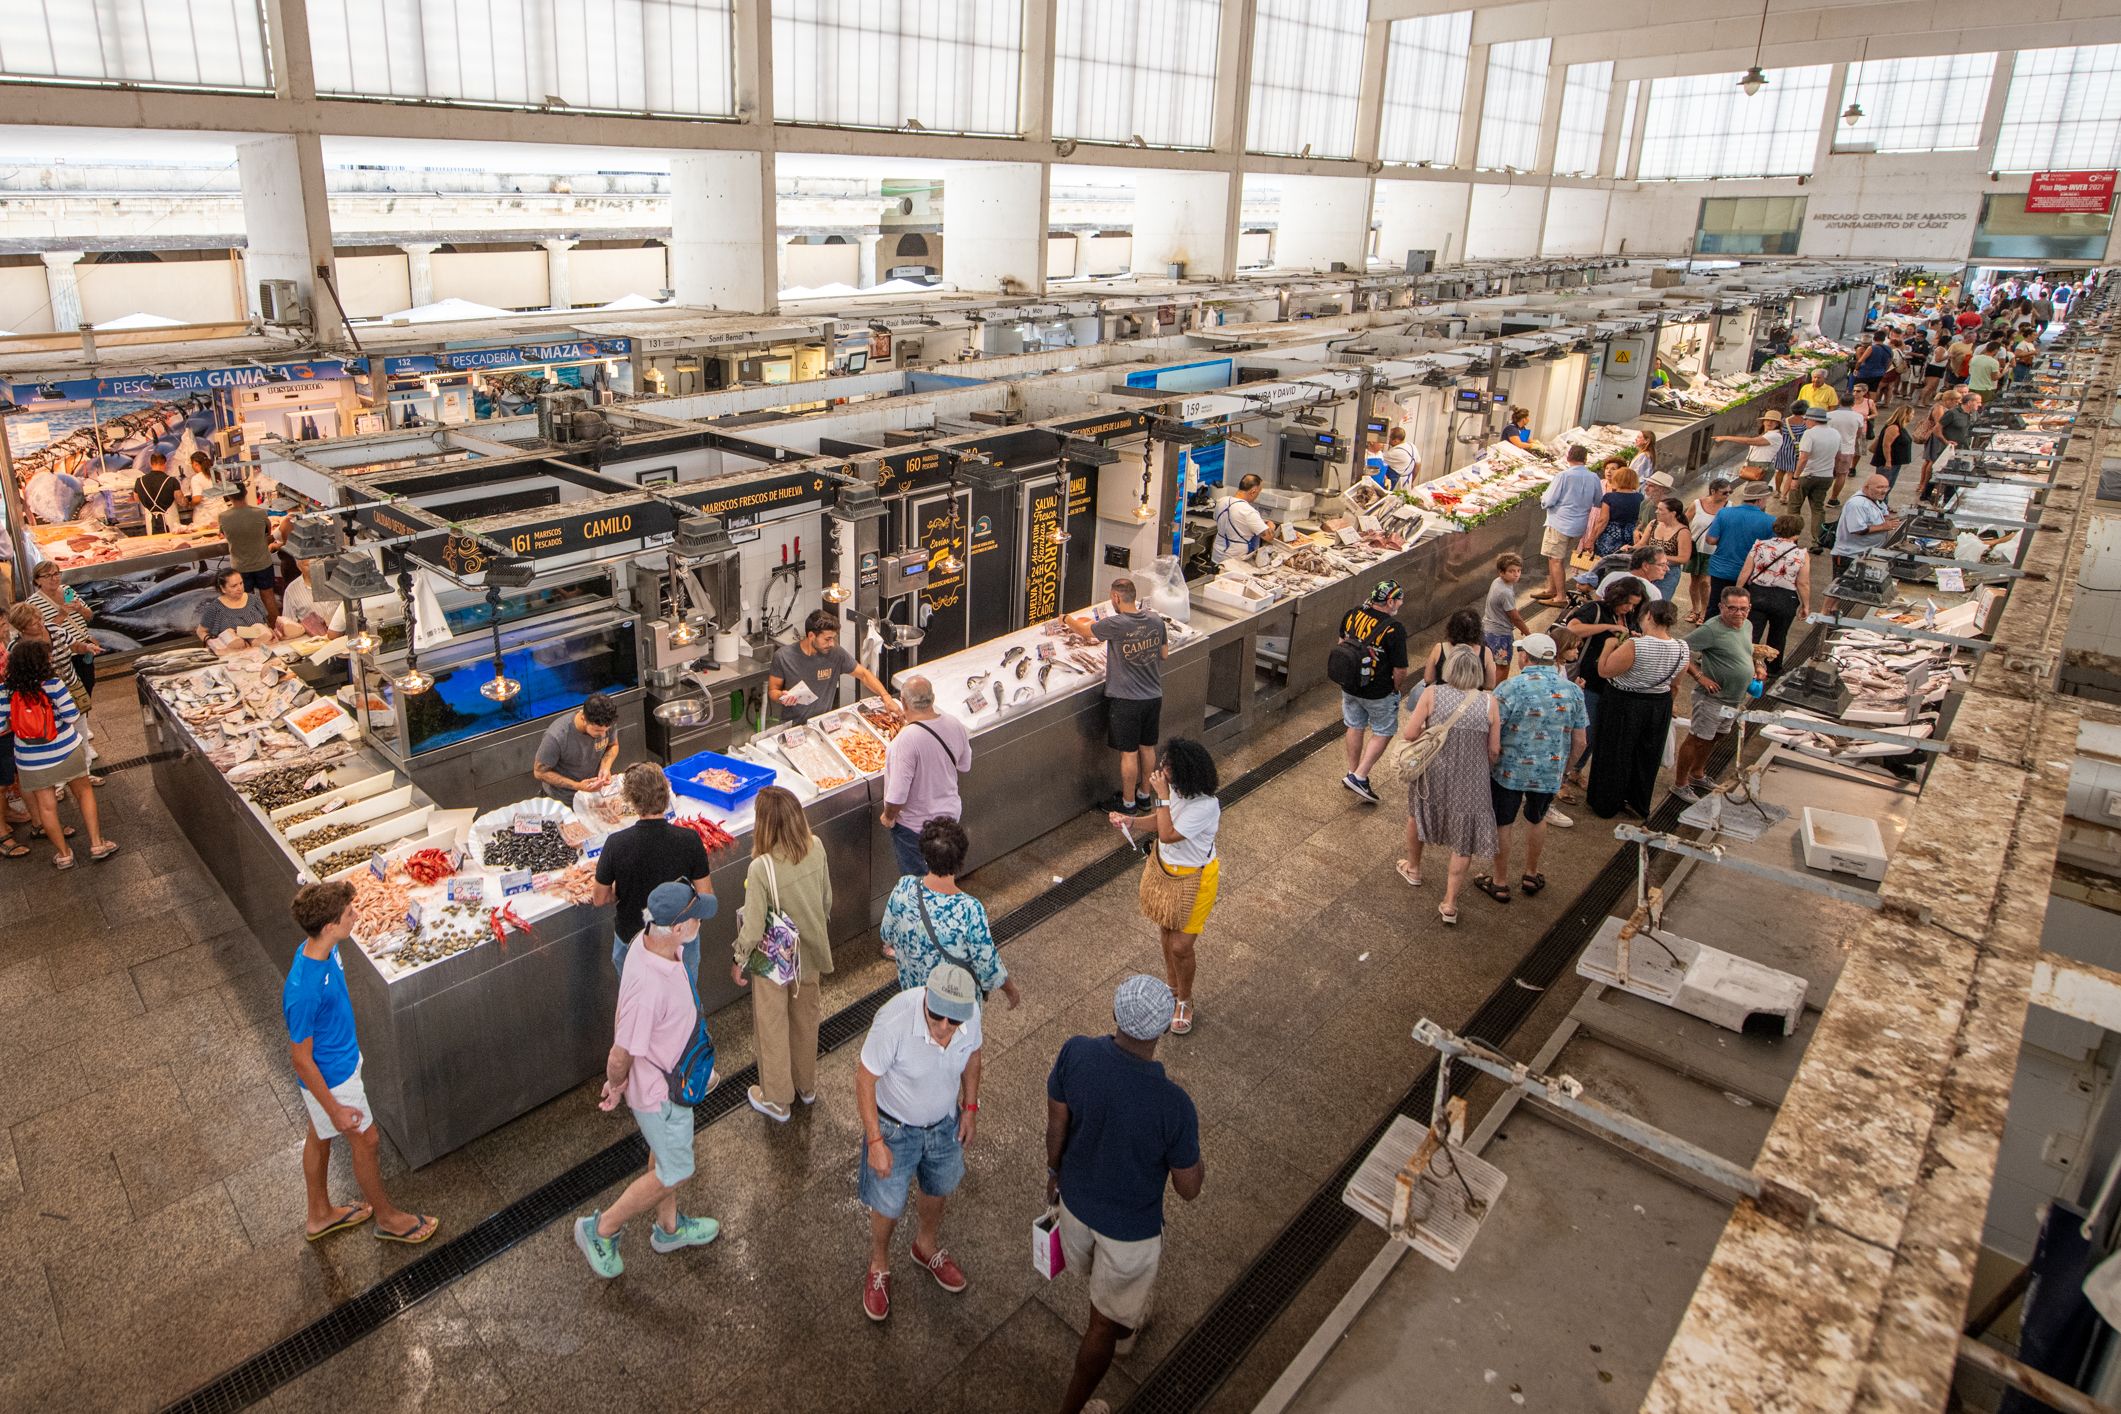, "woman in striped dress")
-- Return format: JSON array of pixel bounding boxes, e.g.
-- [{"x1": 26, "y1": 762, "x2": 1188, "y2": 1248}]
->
[{"x1": 1, "y1": 639, "x2": 117, "y2": 868}]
